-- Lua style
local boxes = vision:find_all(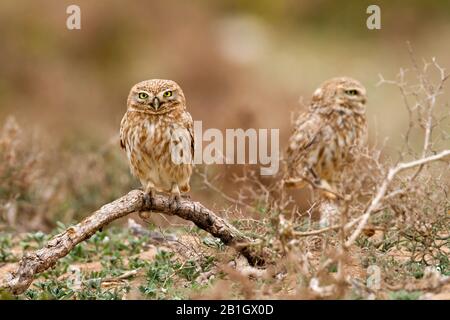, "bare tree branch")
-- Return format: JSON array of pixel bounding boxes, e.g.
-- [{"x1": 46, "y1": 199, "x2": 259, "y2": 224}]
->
[
  {"x1": 345, "y1": 149, "x2": 450, "y2": 247},
  {"x1": 0, "y1": 190, "x2": 264, "y2": 295}
]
